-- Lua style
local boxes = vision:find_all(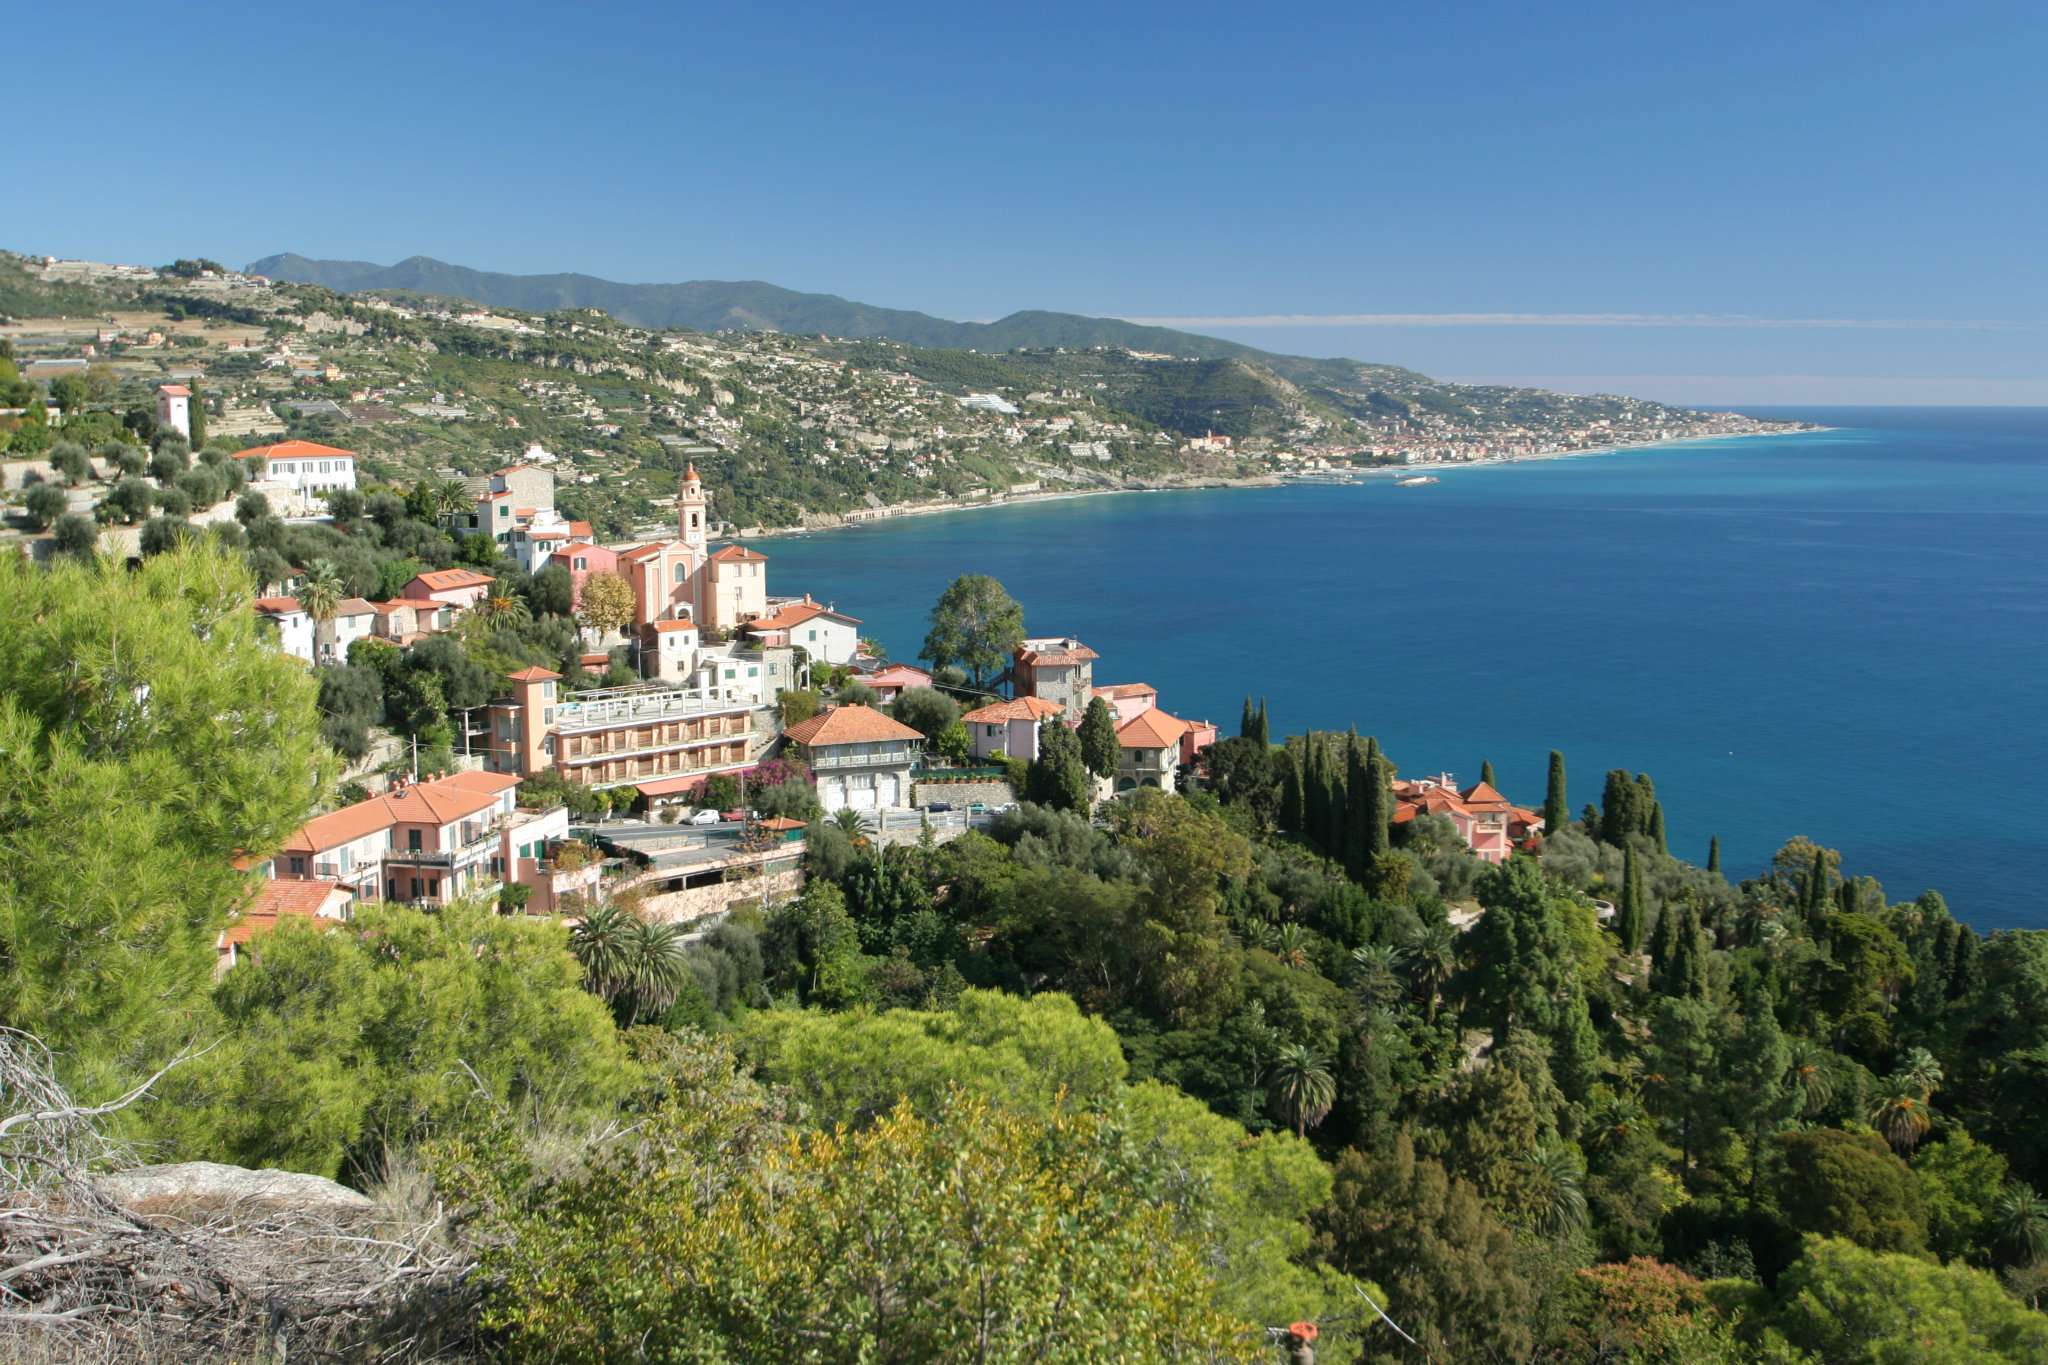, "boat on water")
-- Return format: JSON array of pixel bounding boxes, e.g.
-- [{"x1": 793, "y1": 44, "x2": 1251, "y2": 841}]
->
[{"x1": 1394, "y1": 475, "x2": 1440, "y2": 487}]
